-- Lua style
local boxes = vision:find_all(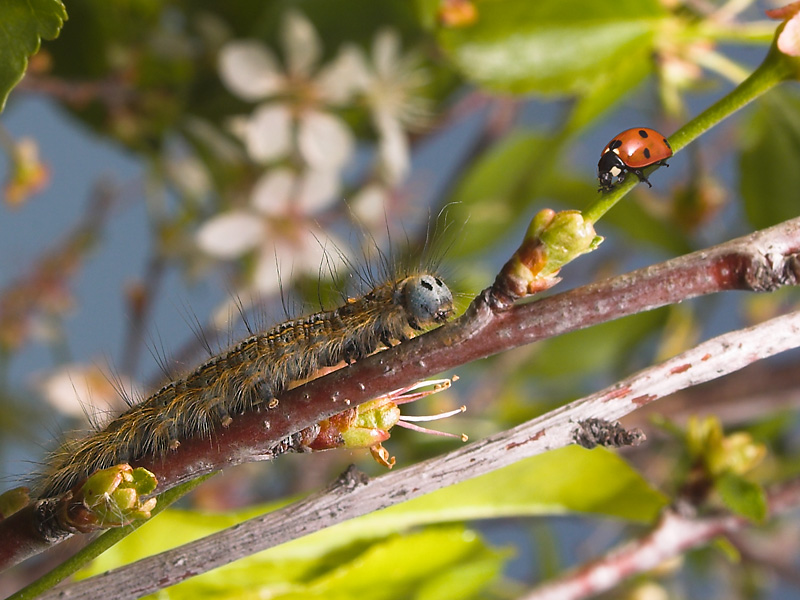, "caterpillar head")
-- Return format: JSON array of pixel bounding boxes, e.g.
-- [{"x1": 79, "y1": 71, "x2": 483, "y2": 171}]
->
[{"x1": 399, "y1": 274, "x2": 454, "y2": 329}]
